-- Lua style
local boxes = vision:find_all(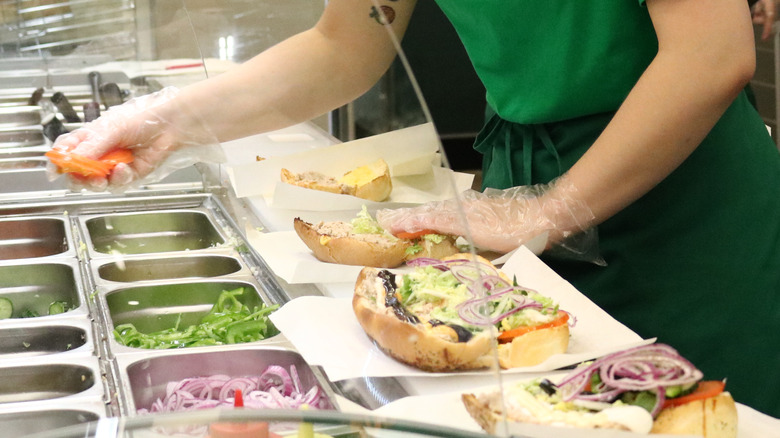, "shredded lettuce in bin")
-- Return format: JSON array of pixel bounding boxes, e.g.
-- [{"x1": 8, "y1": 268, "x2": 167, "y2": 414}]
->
[{"x1": 113, "y1": 288, "x2": 280, "y2": 349}]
